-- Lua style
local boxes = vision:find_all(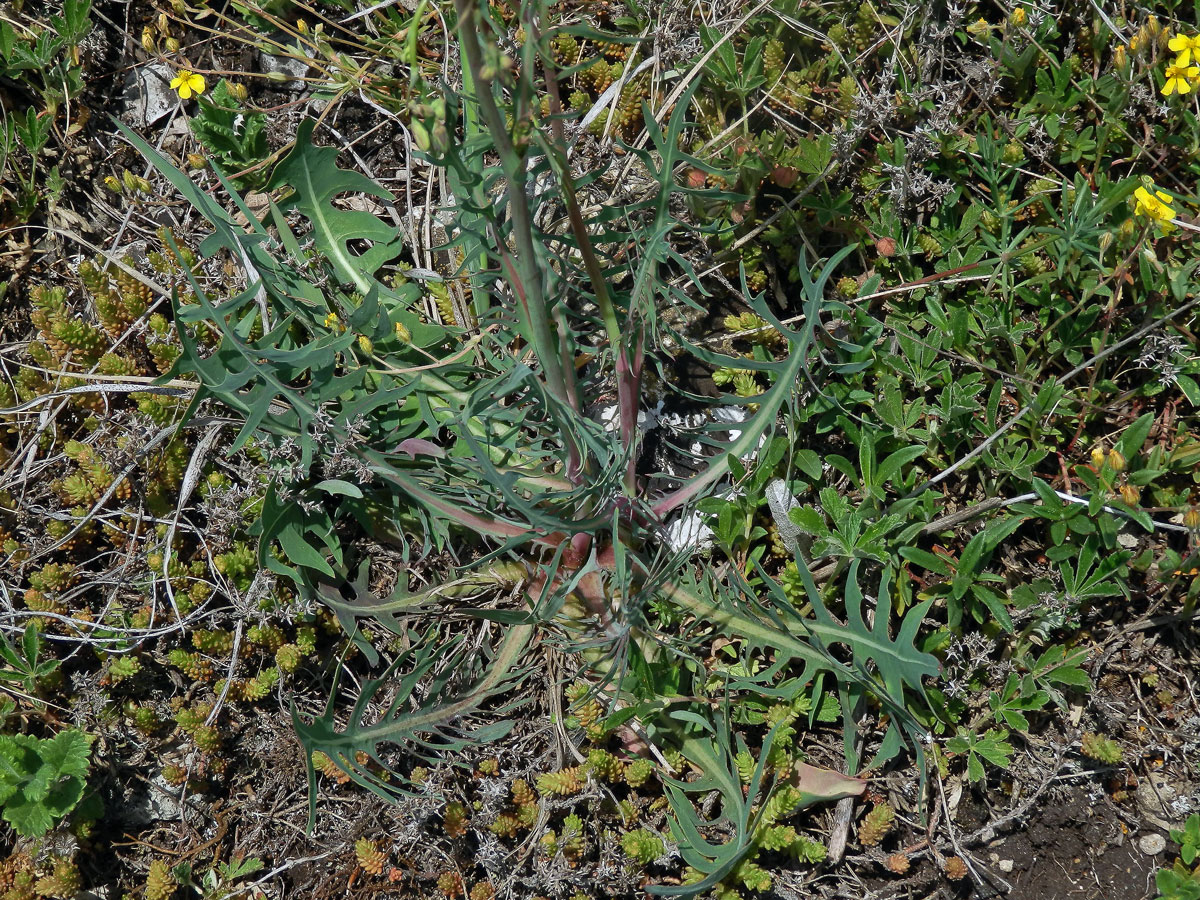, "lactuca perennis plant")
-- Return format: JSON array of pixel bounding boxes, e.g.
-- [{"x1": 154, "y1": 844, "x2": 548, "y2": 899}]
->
[{"x1": 118, "y1": 0, "x2": 939, "y2": 881}]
